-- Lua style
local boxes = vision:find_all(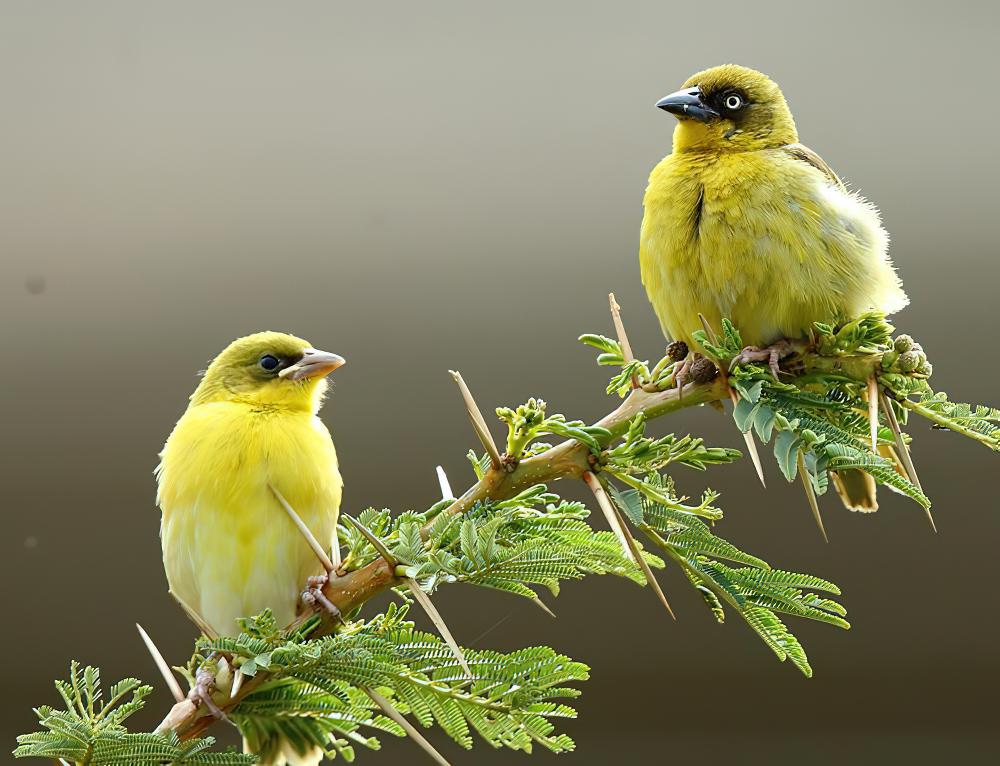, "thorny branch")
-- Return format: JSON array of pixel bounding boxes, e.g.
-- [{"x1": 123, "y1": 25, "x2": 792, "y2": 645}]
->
[{"x1": 157, "y1": 306, "x2": 897, "y2": 741}]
